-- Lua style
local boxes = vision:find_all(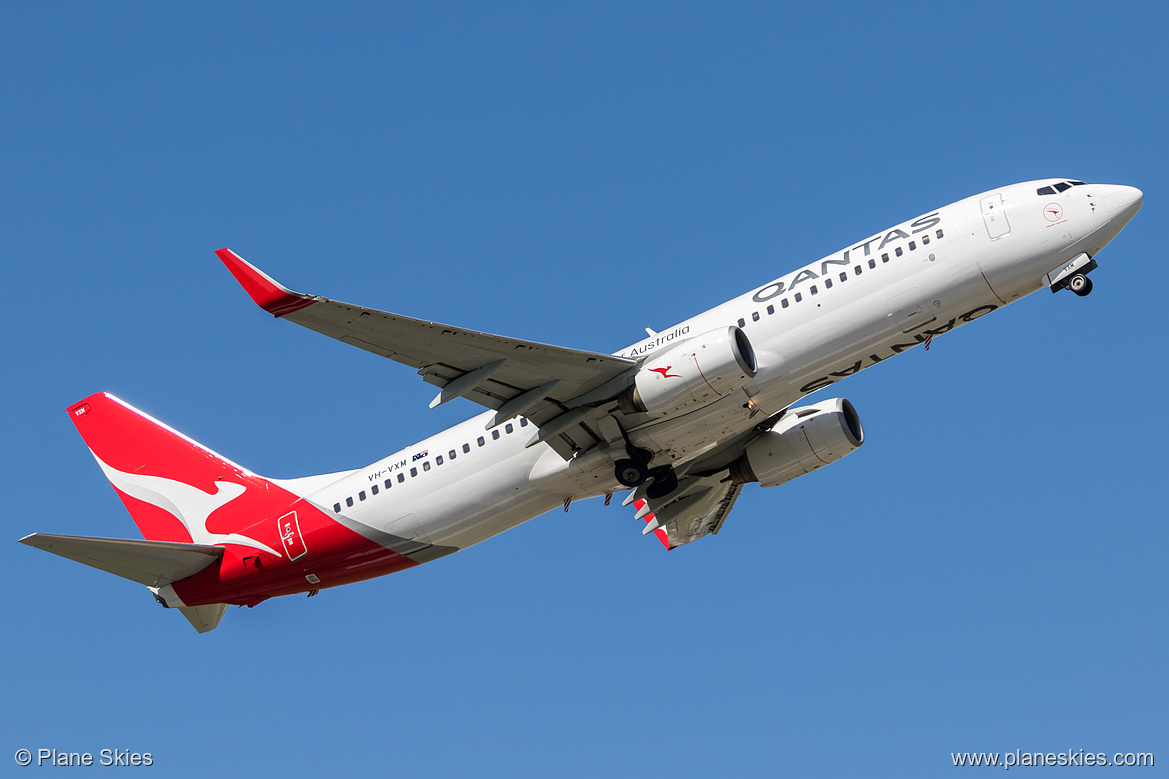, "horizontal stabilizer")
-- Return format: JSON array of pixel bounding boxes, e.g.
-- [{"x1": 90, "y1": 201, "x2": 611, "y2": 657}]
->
[
  {"x1": 179, "y1": 603, "x2": 228, "y2": 633},
  {"x1": 19, "y1": 533, "x2": 223, "y2": 588}
]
